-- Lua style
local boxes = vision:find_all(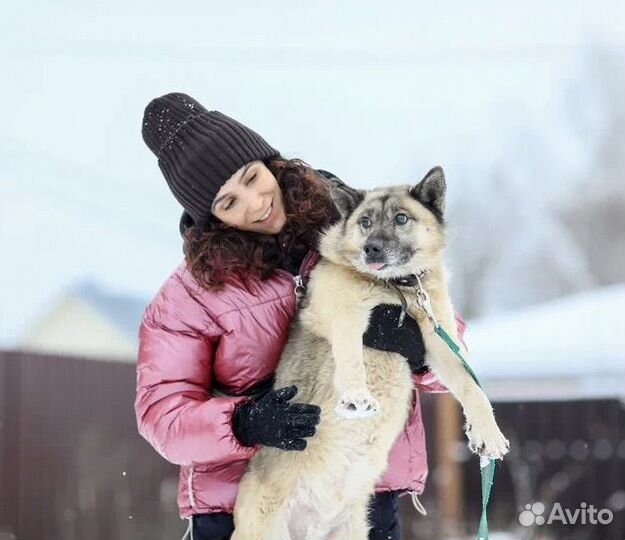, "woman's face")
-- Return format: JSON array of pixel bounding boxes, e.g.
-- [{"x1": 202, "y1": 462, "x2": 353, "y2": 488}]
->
[{"x1": 211, "y1": 160, "x2": 287, "y2": 234}]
